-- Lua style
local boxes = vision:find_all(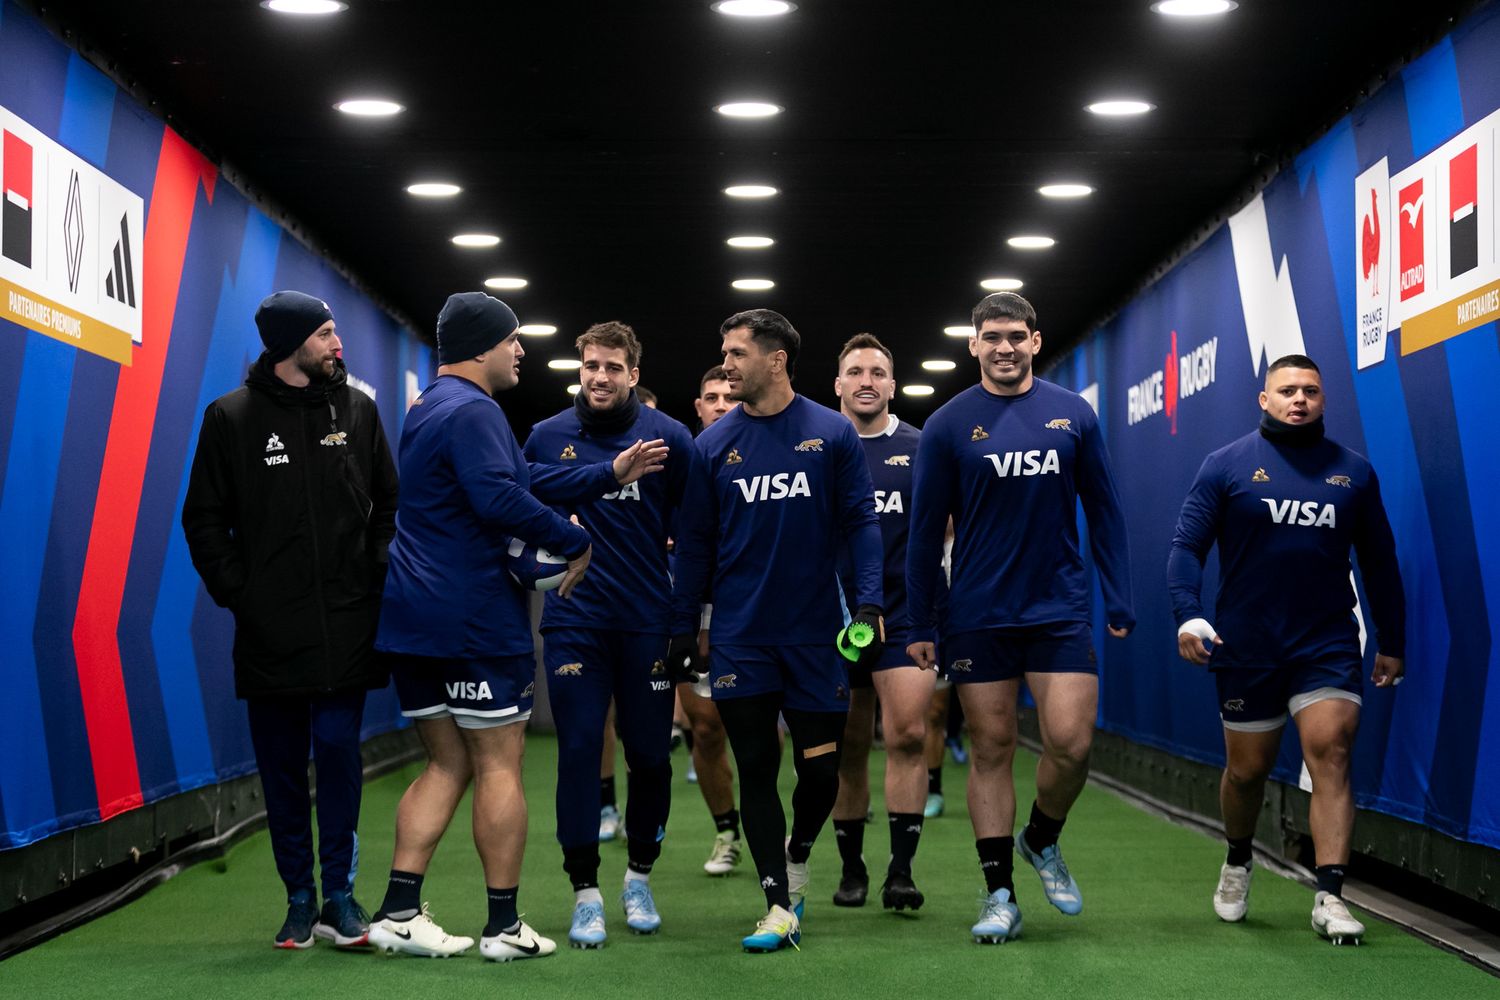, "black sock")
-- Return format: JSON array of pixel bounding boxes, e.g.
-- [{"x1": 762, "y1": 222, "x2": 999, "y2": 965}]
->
[
  {"x1": 1315, "y1": 864, "x2": 1347, "y2": 898},
  {"x1": 833, "y1": 818, "x2": 867, "y2": 876},
  {"x1": 977, "y1": 836, "x2": 1015, "y2": 894},
  {"x1": 927, "y1": 767, "x2": 943, "y2": 796},
  {"x1": 562, "y1": 844, "x2": 600, "y2": 892},
  {"x1": 887, "y1": 813, "x2": 923, "y2": 878},
  {"x1": 1023, "y1": 800, "x2": 1066, "y2": 852},
  {"x1": 375, "y1": 869, "x2": 423, "y2": 920},
  {"x1": 787, "y1": 831, "x2": 815, "y2": 865},
  {"x1": 600, "y1": 775, "x2": 617, "y2": 809},
  {"x1": 713, "y1": 808, "x2": 740, "y2": 838},
  {"x1": 483, "y1": 886, "x2": 519, "y2": 937},
  {"x1": 1226, "y1": 835, "x2": 1254, "y2": 868}
]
